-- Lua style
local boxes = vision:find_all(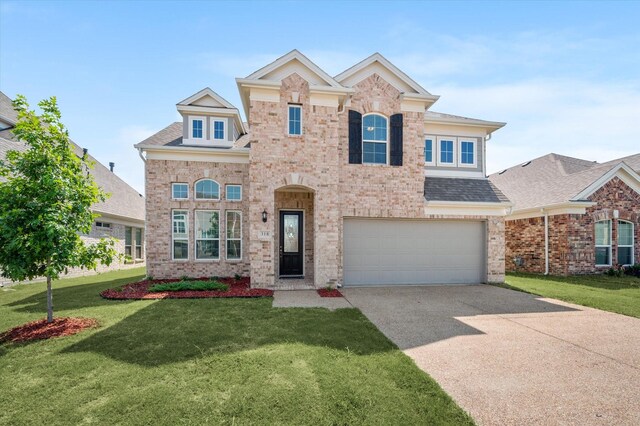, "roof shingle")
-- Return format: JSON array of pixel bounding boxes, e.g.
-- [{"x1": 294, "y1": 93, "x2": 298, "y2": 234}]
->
[{"x1": 425, "y1": 177, "x2": 510, "y2": 203}]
